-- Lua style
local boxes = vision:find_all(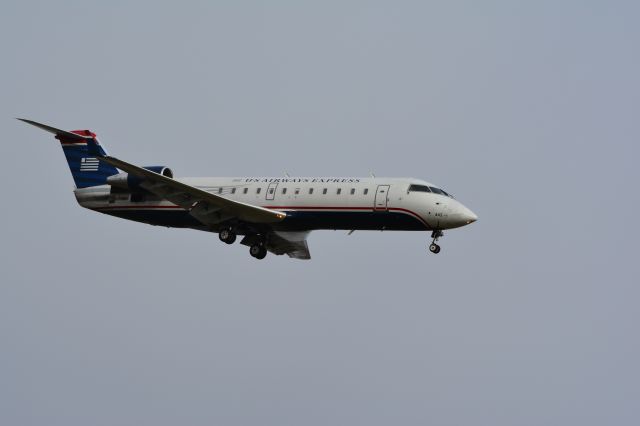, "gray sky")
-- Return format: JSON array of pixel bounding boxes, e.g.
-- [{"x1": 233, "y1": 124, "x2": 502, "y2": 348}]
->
[{"x1": 1, "y1": 1, "x2": 639, "y2": 425}]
